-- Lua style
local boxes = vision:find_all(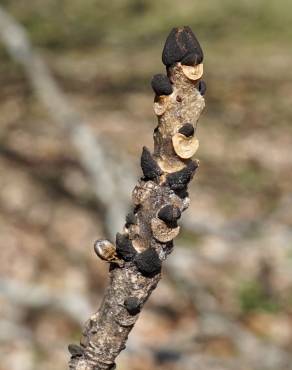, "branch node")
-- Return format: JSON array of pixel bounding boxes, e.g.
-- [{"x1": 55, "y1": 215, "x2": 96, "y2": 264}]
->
[
  {"x1": 151, "y1": 218, "x2": 180, "y2": 243},
  {"x1": 140, "y1": 146, "x2": 163, "y2": 181},
  {"x1": 116, "y1": 233, "x2": 137, "y2": 261},
  {"x1": 178, "y1": 123, "x2": 195, "y2": 137},
  {"x1": 94, "y1": 240, "x2": 120, "y2": 264},
  {"x1": 134, "y1": 248, "x2": 162, "y2": 277},
  {"x1": 197, "y1": 79, "x2": 207, "y2": 96},
  {"x1": 151, "y1": 74, "x2": 173, "y2": 96},
  {"x1": 166, "y1": 160, "x2": 199, "y2": 192},
  {"x1": 157, "y1": 204, "x2": 181, "y2": 228},
  {"x1": 124, "y1": 297, "x2": 141, "y2": 316},
  {"x1": 68, "y1": 344, "x2": 84, "y2": 358}
]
